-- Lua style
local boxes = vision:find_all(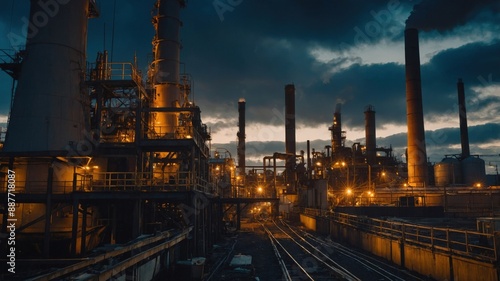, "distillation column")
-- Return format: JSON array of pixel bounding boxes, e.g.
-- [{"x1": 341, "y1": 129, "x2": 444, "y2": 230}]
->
[
  {"x1": 237, "y1": 98, "x2": 246, "y2": 177},
  {"x1": 151, "y1": 0, "x2": 185, "y2": 136},
  {"x1": 330, "y1": 103, "x2": 344, "y2": 154}
]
